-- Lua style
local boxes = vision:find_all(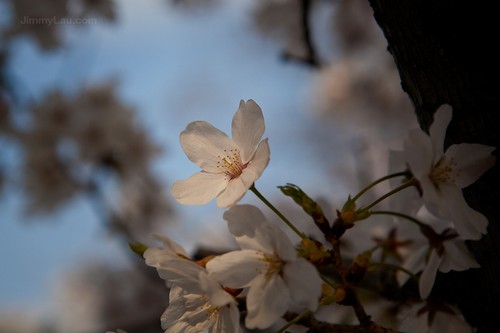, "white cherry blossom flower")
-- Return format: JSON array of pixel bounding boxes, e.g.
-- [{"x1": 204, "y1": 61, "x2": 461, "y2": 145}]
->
[
  {"x1": 172, "y1": 100, "x2": 270, "y2": 208},
  {"x1": 143, "y1": 233, "x2": 190, "y2": 266},
  {"x1": 206, "y1": 205, "x2": 322, "y2": 329},
  {"x1": 144, "y1": 235, "x2": 242, "y2": 333},
  {"x1": 393, "y1": 209, "x2": 479, "y2": 299},
  {"x1": 416, "y1": 236, "x2": 479, "y2": 300},
  {"x1": 403, "y1": 104, "x2": 496, "y2": 240},
  {"x1": 399, "y1": 300, "x2": 472, "y2": 333}
]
